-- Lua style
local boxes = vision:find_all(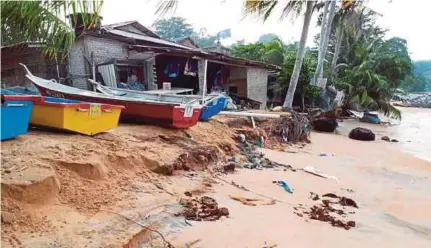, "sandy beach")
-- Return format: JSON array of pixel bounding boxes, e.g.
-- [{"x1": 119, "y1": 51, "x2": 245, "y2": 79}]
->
[
  {"x1": 170, "y1": 131, "x2": 431, "y2": 247},
  {"x1": 1, "y1": 108, "x2": 431, "y2": 248}
]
